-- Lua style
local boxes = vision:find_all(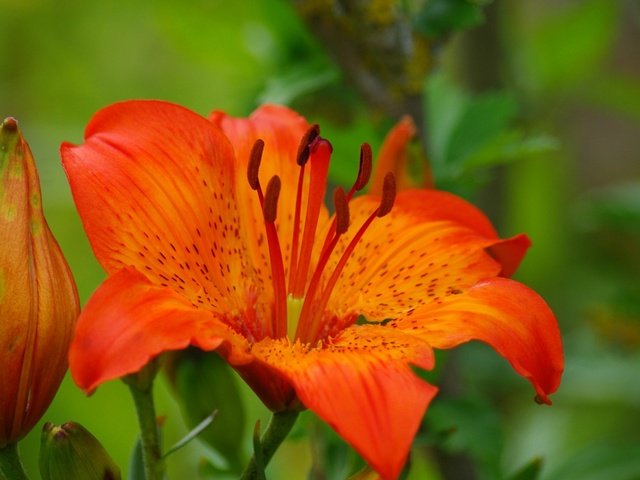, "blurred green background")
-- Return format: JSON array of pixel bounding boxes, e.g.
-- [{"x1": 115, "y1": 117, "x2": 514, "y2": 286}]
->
[{"x1": 1, "y1": 0, "x2": 639, "y2": 479}]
